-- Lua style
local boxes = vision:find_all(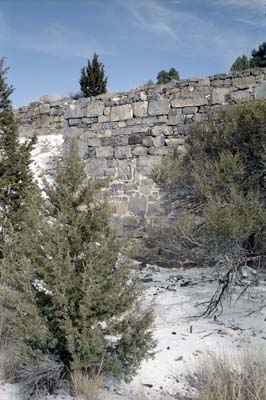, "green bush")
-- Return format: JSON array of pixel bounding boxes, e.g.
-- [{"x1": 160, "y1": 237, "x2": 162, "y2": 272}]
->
[{"x1": 153, "y1": 101, "x2": 266, "y2": 270}]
